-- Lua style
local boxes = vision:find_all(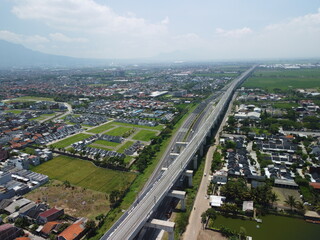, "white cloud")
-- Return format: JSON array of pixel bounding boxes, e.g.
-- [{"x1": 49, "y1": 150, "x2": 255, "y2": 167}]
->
[
  {"x1": 0, "y1": 30, "x2": 49, "y2": 45},
  {"x1": 12, "y1": 0, "x2": 168, "y2": 36},
  {"x1": 4, "y1": 1, "x2": 320, "y2": 59},
  {"x1": 49, "y1": 33, "x2": 87, "y2": 43},
  {"x1": 215, "y1": 27, "x2": 253, "y2": 38}
]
